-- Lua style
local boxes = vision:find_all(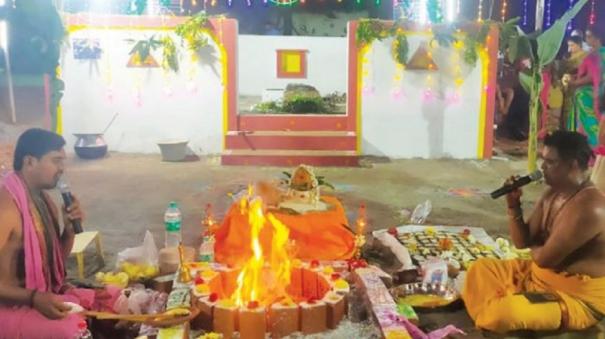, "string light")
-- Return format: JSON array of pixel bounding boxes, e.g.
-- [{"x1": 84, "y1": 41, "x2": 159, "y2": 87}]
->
[
  {"x1": 500, "y1": 0, "x2": 507, "y2": 22},
  {"x1": 522, "y1": 0, "x2": 528, "y2": 26},
  {"x1": 477, "y1": 0, "x2": 483, "y2": 22},
  {"x1": 589, "y1": 0, "x2": 597, "y2": 26},
  {"x1": 567, "y1": 0, "x2": 574, "y2": 31},
  {"x1": 545, "y1": 0, "x2": 552, "y2": 27},
  {"x1": 456, "y1": 0, "x2": 460, "y2": 16}
]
